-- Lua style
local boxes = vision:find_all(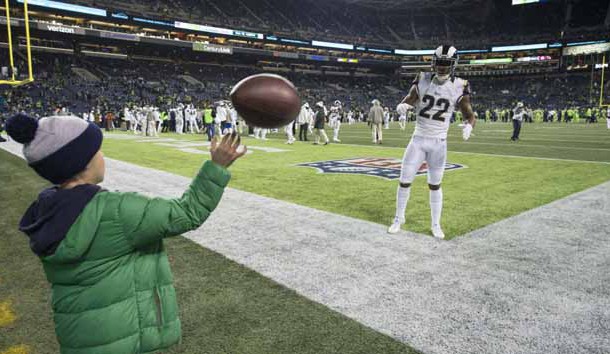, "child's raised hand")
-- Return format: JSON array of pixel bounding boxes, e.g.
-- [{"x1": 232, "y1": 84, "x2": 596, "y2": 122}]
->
[{"x1": 210, "y1": 132, "x2": 247, "y2": 168}]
